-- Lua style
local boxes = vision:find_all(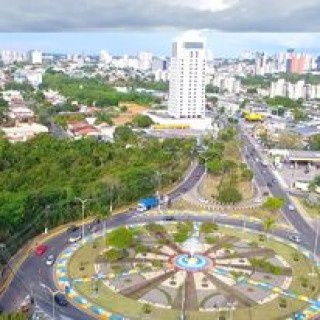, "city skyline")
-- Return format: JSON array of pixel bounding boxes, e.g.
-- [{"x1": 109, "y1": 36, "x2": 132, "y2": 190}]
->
[{"x1": 1, "y1": 32, "x2": 320, "y2": 57}]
